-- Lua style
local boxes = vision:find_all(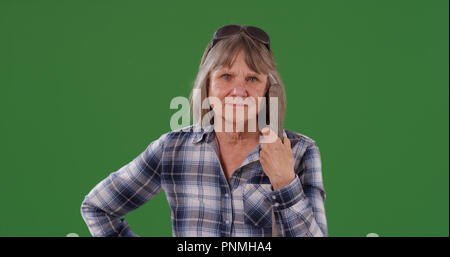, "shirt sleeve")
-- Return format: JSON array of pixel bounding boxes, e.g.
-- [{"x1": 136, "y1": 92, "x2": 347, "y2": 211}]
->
[
  {"x1": 269, "y1": 141, "x2": 328, "y2": 237},
  {"x1": 80, "y1": 133, "x2": 167, "y2": 237}
]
